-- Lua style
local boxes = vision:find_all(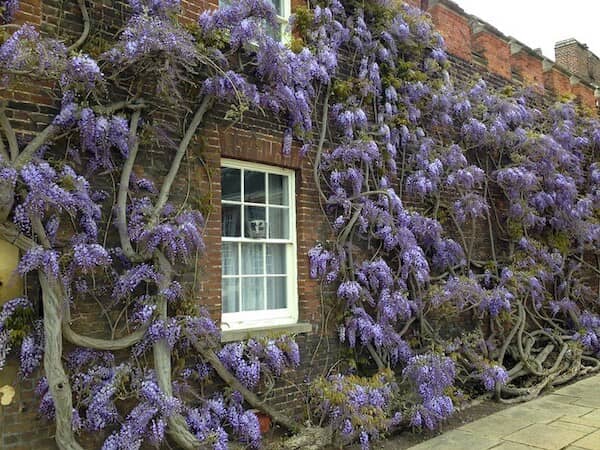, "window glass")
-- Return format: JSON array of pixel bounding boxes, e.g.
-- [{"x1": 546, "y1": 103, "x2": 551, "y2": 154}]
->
[
  {"x1": 242, "y1": 243, "x2": 264, "y2": 275},
  {"x1": 244, "y1": 171, "x2": 266, "y2": 203},
  {"x1": 221, "y1": 161, "x2": 296, "y2": 328},
  {"x1": 222, "y1": 278, "x2": 239, "y2": 313},
  {"x1": 222, "y1": 242, "x2": 239, "y2": 275},
  {"x1": 244, "y1": 206, "x2": 267, "y2": 238},
  {"x1": 242, "y1": 277, "x2": 264, "y2": 311},
  {"x1": 222, "y1": 167, "x2": 241, "y2": 202},
  {"x1": 222, "y1": 205, "x2": 241, "y2": 237},
  {"x1": 268, "y1": 173, "x2": 288, "y2": 205},
  {"x1": 266, "y1": 244, "x2": 286, "y2": 274},
  {"x1": 268, "y1": 207, "x2": 289, "y2": 239}
]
